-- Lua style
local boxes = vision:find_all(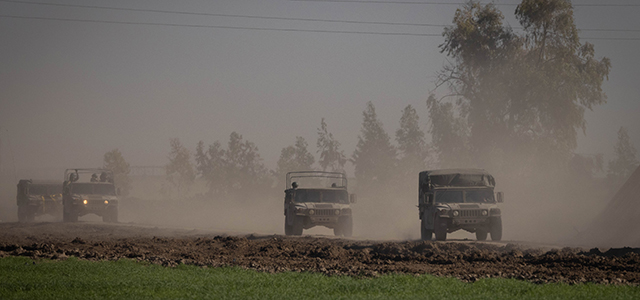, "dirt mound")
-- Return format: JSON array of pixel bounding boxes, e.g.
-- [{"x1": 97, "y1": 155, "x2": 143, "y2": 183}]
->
[{"x1": 0, "y1": 222, "x2": 638, "y2": 285}]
